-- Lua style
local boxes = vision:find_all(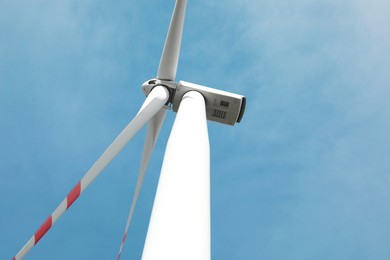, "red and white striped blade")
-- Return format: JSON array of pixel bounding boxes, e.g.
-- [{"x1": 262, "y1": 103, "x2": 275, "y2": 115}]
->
[
  {"x1": 157, "y1": 0, "x2": 187, "y2": 81},
  {"x1": 117, "y1": 108, "x2": 167, "y2": 260},
  {"x1": 12, "y1": 86, "x2": 170, "y2": 260}
]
